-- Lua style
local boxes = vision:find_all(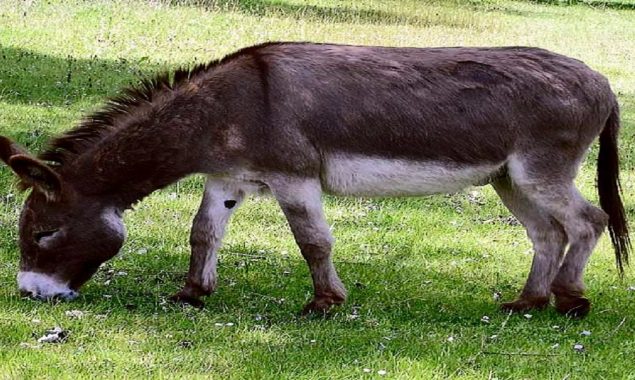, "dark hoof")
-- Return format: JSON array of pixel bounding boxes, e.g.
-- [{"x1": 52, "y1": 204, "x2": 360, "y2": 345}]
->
[
  {"x1": 169, "y1": 292, "x2": 205, "y2": 309},
  {"x1": 301, "y1": 295, "x2": 344, "y2": 316},
  {"x1": 555, "y1": 296, "x2": 590, "y2": 318},
  {"x1": 500, "y1": 297, "x2": 549, "y2": 313}
]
